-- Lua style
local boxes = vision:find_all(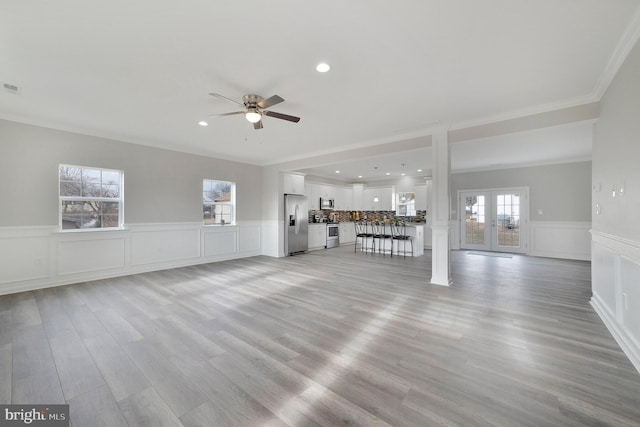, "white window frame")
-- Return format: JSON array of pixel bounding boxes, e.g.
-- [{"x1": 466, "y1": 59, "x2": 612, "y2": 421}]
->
[
  {"x1": 59, "y1": 164, "x2": 124, "y2": 231},
  {"x1": 203, "y1": 179, "x2": 236, "y2": 225},
  {"x1": 396, "y1": 191, "x2": 417, "y2": 217}
]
